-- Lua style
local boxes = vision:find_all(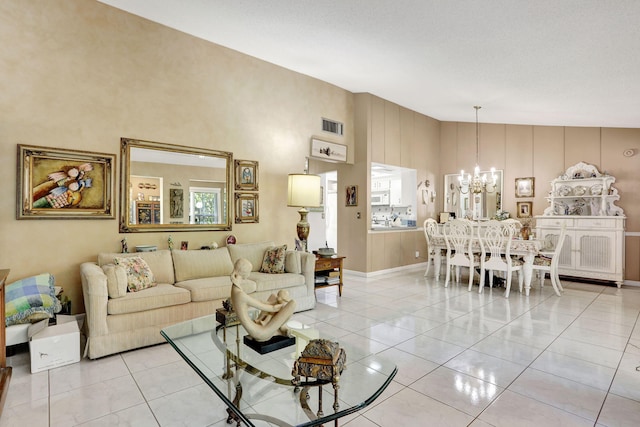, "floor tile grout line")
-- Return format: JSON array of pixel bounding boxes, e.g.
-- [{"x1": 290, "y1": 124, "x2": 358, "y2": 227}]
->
[
  {"x1": 474, "y1": 283, "x2": 619, "y2": 425},
  {"x1": 593, "y1": 308, "x2": 640, "y2": 423},
  {"x1": 404, "y1": 278, "x2": 614, "y2": 425}
]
